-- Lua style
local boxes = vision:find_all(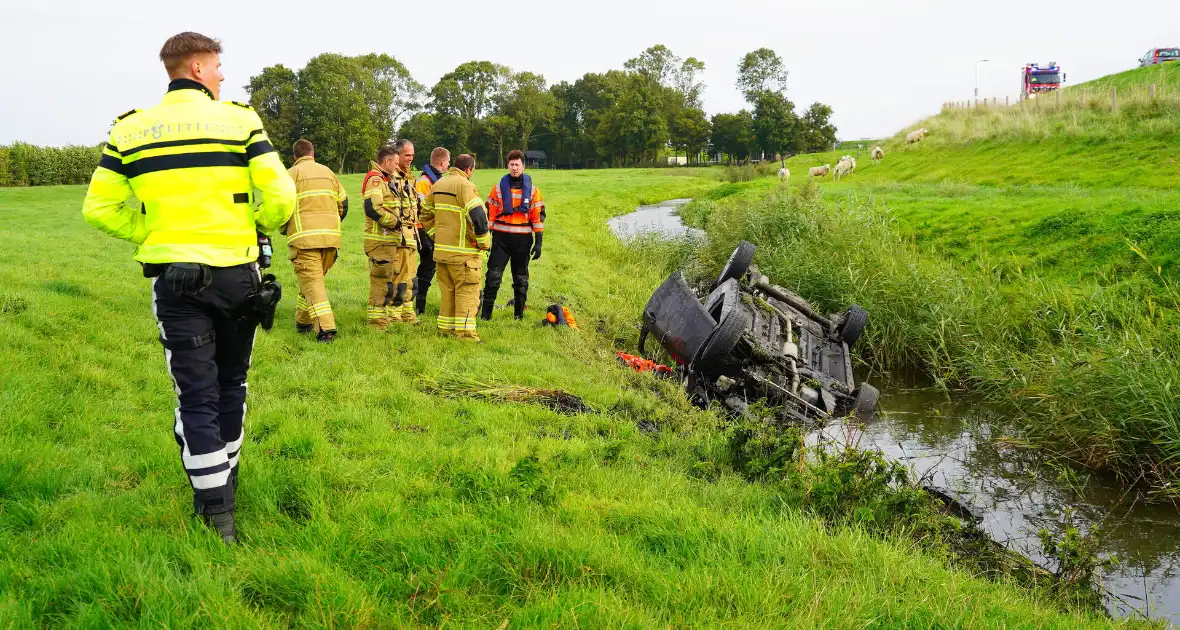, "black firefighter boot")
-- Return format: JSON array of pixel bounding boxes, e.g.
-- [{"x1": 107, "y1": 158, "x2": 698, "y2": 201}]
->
[{"x1": 480, "y1": 296, "x2": 495, "y2": 321}]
